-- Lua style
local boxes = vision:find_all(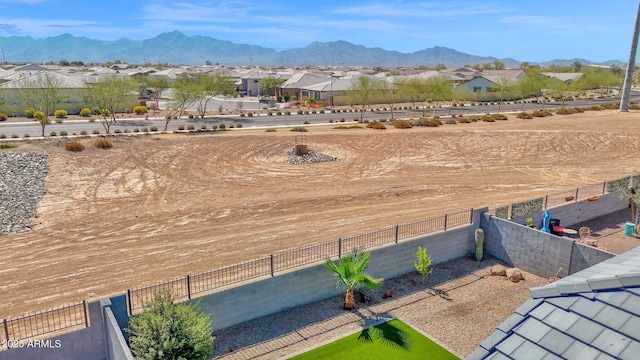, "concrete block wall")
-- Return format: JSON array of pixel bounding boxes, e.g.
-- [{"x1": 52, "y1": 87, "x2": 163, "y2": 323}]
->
[
  {"x1": 511, "y1": 192, "x2": 628, "y2": 227},
  {"x1": 481, "y1": 213, "x2": 572, "y2": 279},
  {"x1": 102, "y1": 302, "x2": 133, "y2": 360},
  {"x1": 193, "y1": 208, "x2": 485, "y2": 331},
  {"x1": 0, "y1": 301, "x2": 106, "y2": 360},
  {"x1": 569, "y1": 242, "x2": 617, "y2": 274}
]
